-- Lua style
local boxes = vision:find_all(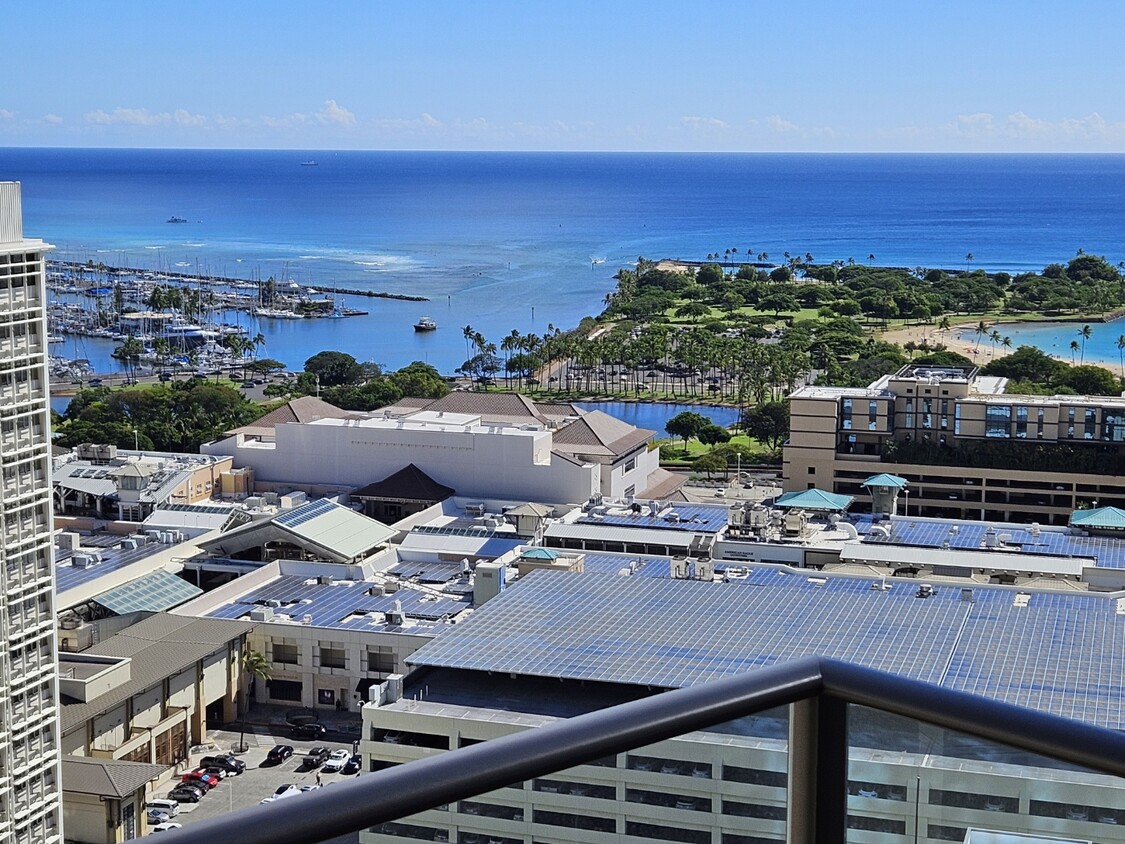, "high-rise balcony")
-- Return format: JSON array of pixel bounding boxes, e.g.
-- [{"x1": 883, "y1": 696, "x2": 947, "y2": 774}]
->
[{"x1": 168, "y1": 656, "x2": 1125, "y2": 844}]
